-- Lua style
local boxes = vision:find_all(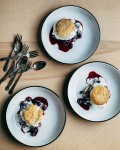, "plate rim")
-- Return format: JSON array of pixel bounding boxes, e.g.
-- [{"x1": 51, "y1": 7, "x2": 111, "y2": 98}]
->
[
  {"x1": 41, "y1": 5, "x2": 101, "y2": 64},
  {"x1": 6, "y1": 86, "x2": 66, "y2": 147},
  {"x1": 67, "y1": 61, "x2": 120, "y2": 122}
]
